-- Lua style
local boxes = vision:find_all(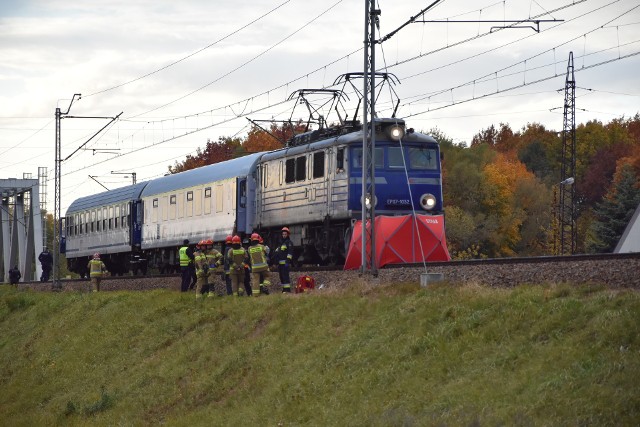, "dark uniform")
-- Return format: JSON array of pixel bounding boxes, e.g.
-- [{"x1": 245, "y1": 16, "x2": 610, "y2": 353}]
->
[
  {"x1": 179, "y1": 239, "x2": 195, "y2": 292},
  {"x1": 38, "y1": 248, "x2": 53, "y2": 282},
  {"x1": 274, "y1": 227, "x2": 294, "y2": 292},
  {"x1": 9, "y1": 265, "x2": 21, "y2": 286}
]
